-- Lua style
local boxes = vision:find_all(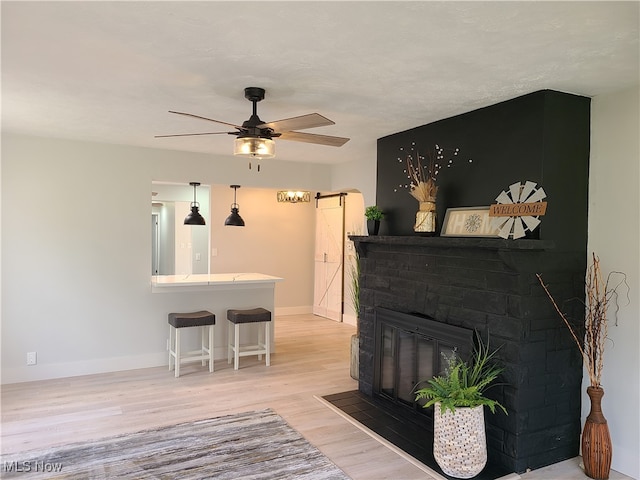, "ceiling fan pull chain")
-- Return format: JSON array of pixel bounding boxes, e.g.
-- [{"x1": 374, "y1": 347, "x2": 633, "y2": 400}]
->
[{"x1": 247, "y1": 160, "x2": 261, "y2": 171}]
